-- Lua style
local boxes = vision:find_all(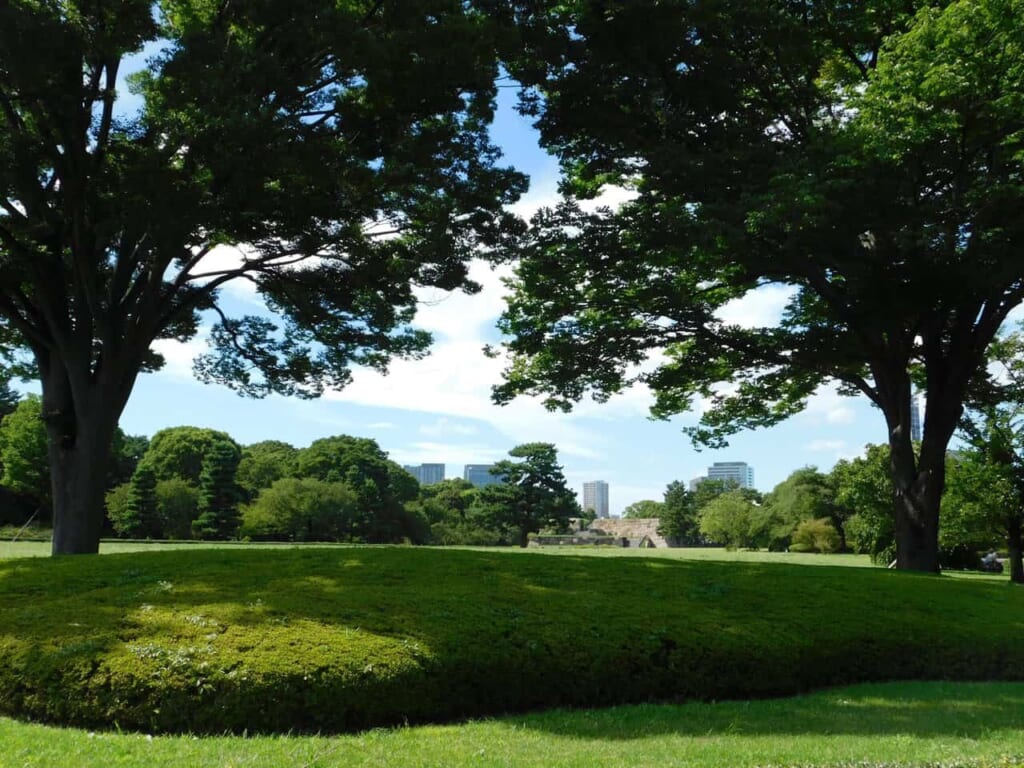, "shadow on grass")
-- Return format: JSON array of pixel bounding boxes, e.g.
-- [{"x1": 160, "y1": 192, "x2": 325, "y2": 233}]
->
[
  {"x1": 1, "y1": 547, "x2": 1023, "y2": 734},
  {"x1": 506, "y1": 681, "x2": 1024, "y2": 740}
]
